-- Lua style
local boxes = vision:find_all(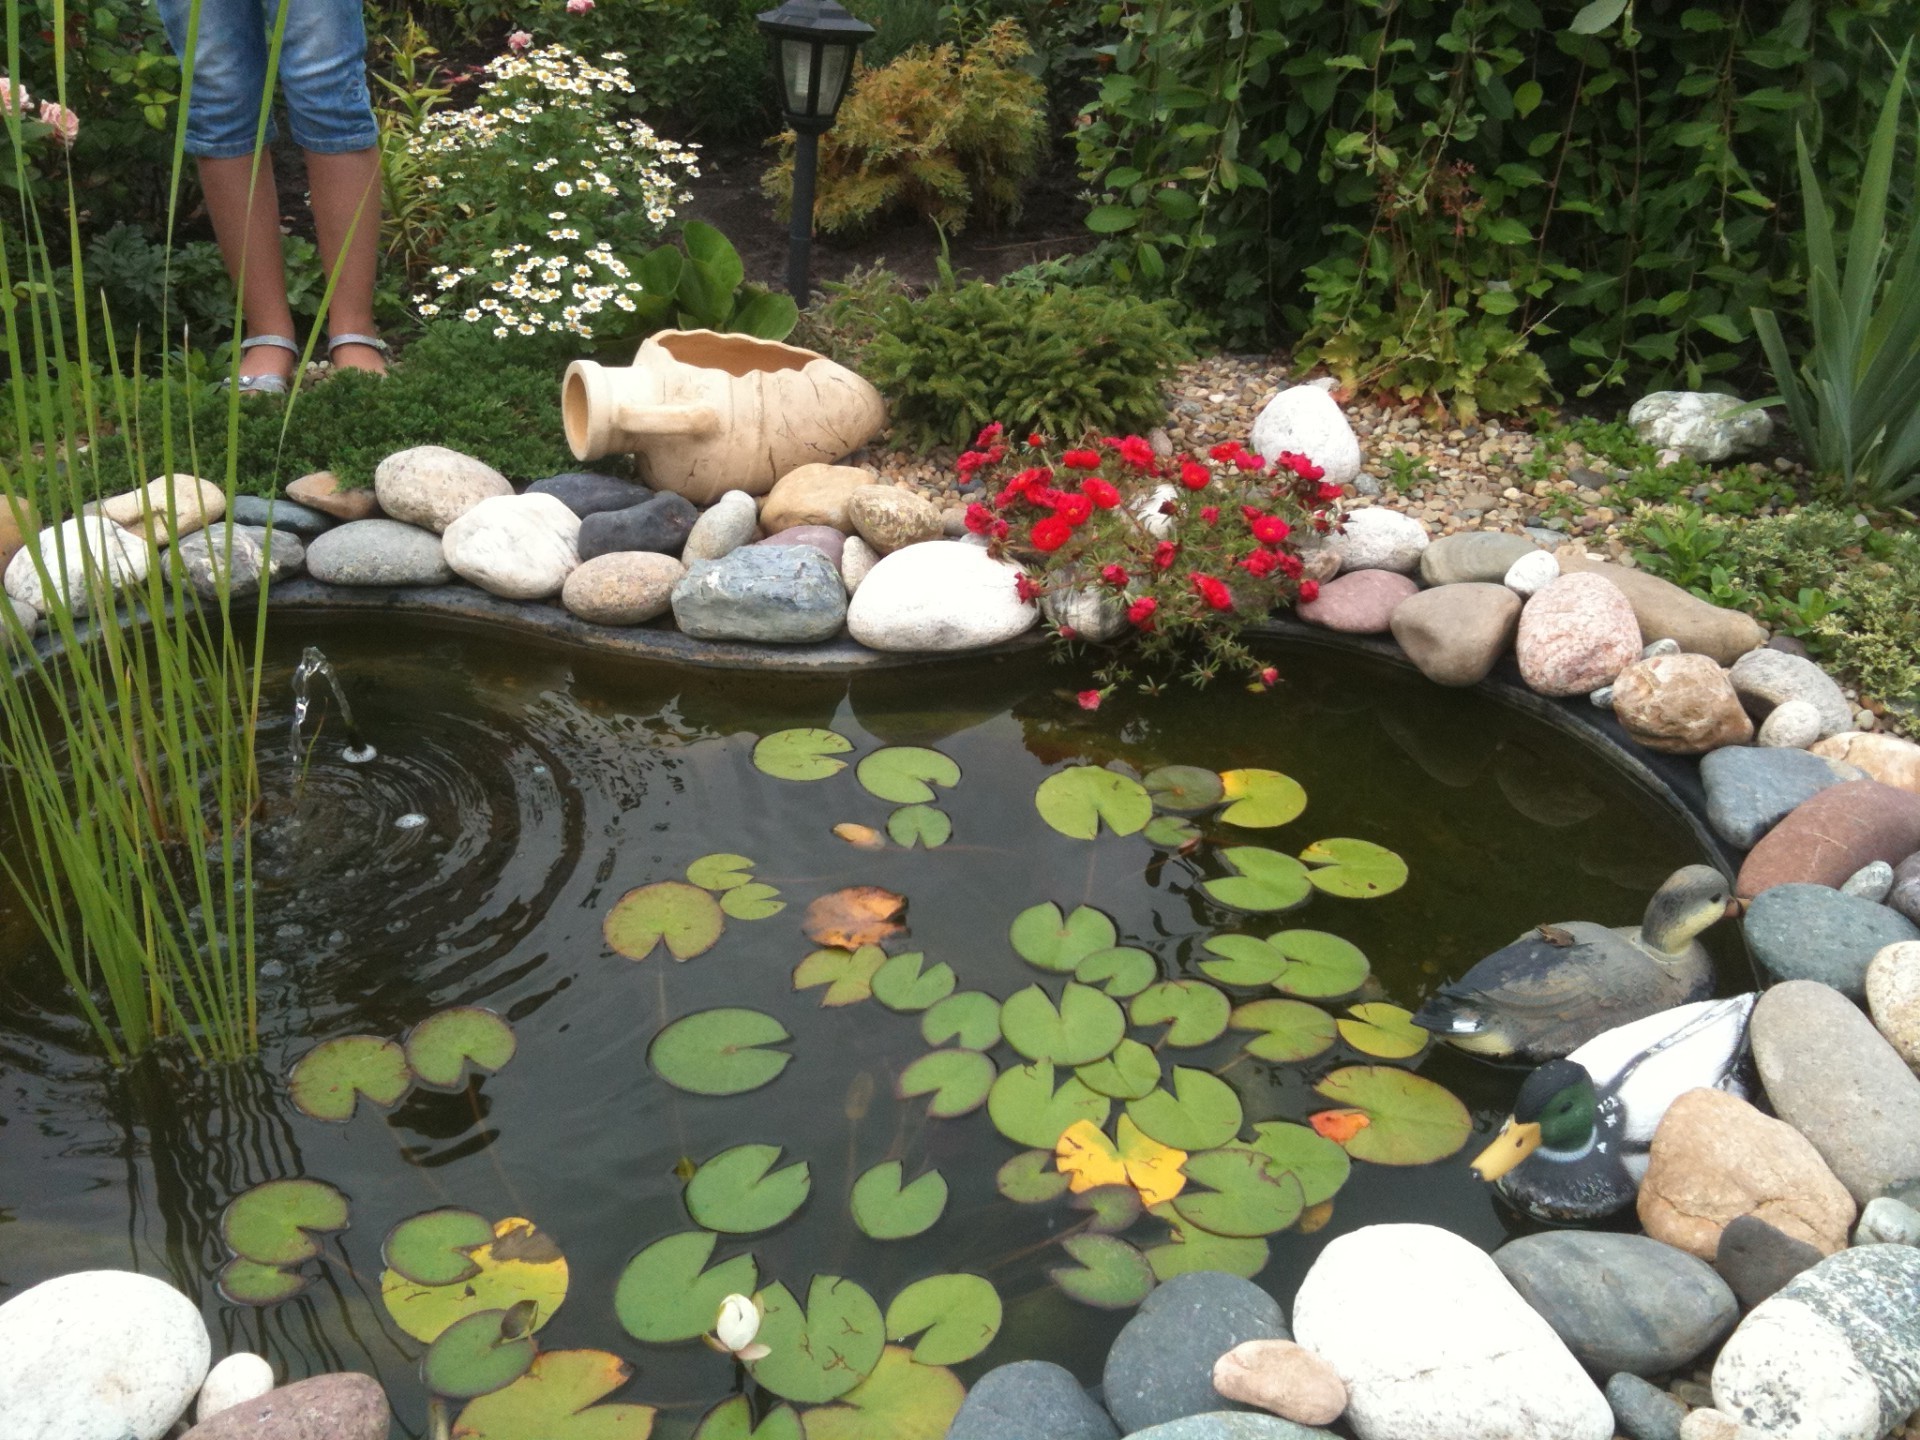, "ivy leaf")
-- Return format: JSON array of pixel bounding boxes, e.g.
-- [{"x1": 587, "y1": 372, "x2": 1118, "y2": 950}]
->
[
  {"x1": 794, "y1": 946, "x2": 888, "y2": 1007},
  {"x1": 451, "y1": 1349, "x2": 655, "y2": 1440},
  {"x1": 857, "y1": 746, "x2": 961, "y2": 804},
  {"x1": 604, "y1": 881, "x2": 726, "y2": 962},
  {"x1": 1300, "y1": 838, "x2": 1409, "y2": 898},
  {"x1": 919, "y1": 991, "x2": 1002, "y2": 1050},
  {"x1": 884, "y1": 1275, "x2": 1002, "y2": 1366},
  {"x1": 406, "y1": 1007, "x2": 517, "y2": 1090},
  {"x1": 1049, "y1": 1234, "x2": 1156, "y2": 1308},
  {"x1": 685, "y1": 1144, "x2": 811, "y2": 1234},
  {"x1": 752, "y1": 728, "x2": 853, "y2": 780},
  {"x1": 887, "y1": 804, "x2": 952, "y2": 849},
  {"x1": 1218, "y1": 768, "x2": 1307, "y2": 827},
  {"x1": 287, "y1": 1035, "x2": 410, "y2": 1122},
  {"x1": 1000, "y1": 983, "x2": 1127, "y2": 1066},
  {"x1": 1126, "y1": 1067, "x2": 1244, "y2": 1150},
  {"x1": 748, "y1": 1277, "x2": 885, "y2": 1404},
  {"x1": 1312, "y1": 1067, "x2": 1471, "y2": 1165},
  {"x1": 649, "y1": 1009, "x2": 792, "y2": 1096},
  {"x1": 898, "y1": 1049, "x2": 996, "y2": 1118},
  {"x1": 799, "y1": 1346, "x2": 965, "y2": 1440},
  {"x1": 614, "y1": 1230, "x2": 758, "y2": 1345},
  {"x1": 1202, "y1": 847, "x2": 1313, "y2": 912},
  {"x1": 988, "y1": 1061, "x2": 1112, "y2": 1149},
  {"x1": 871, "y1": 952, "x2": 956, "y2": 1012},
  {"x1": 1010, "y1": 902, "x2": 1118, "y2": 973},
  {"x1": 1035, "y1": 766, "x2": 1153, "y2": 839},
  {"x1": 1128, "y1": 980, "x2": 1231, "y2": 1047},
  {"x1": 851, "y1": 1161, "x2": 949, "y2": 1240}
]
